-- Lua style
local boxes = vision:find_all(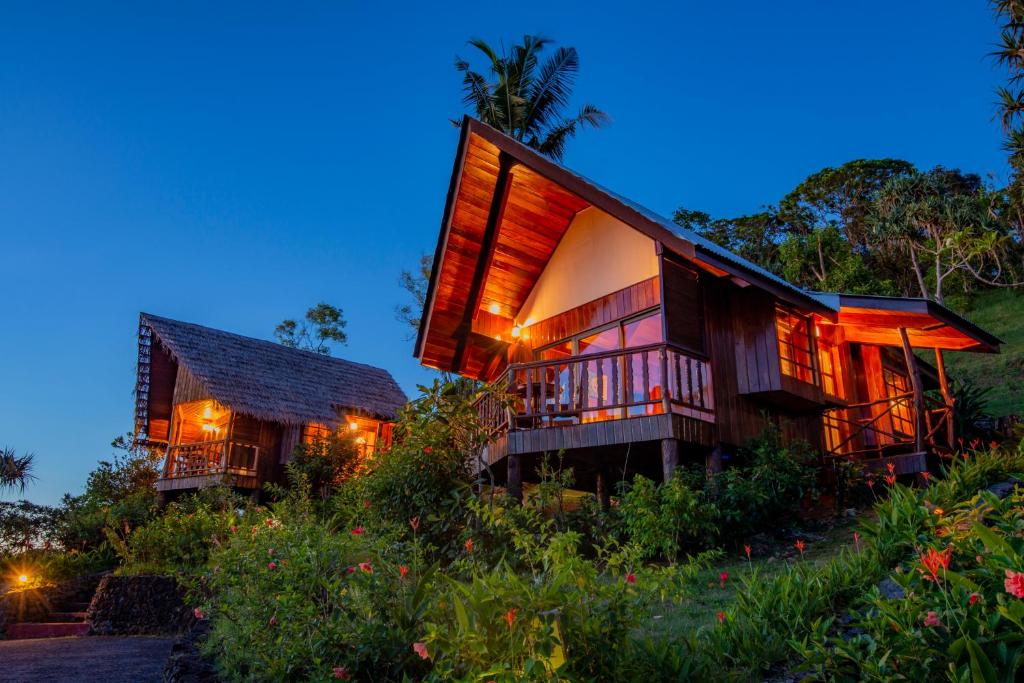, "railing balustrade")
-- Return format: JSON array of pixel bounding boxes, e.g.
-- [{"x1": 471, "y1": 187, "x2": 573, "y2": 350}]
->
[
  {"x1": 164, "y1": 439, "x2": 260, "y2": 478},
  {"x1": 823, "y1": 392, "x2": 953, "y2": 459}
]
